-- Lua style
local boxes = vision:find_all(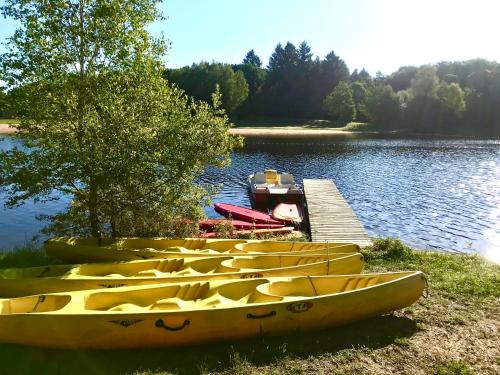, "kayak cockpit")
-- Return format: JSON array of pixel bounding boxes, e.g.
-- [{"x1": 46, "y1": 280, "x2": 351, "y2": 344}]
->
[{"x1": 1, "y1": 294, "x2": 72, "y2": 314}]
